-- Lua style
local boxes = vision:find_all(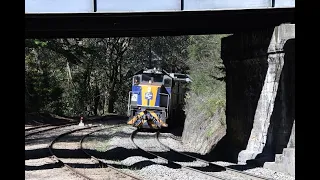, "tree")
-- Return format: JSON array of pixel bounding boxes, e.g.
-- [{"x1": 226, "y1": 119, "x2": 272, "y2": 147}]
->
[{"x1": 25, "y1": 36, "x2": 194, "y2": 116}]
